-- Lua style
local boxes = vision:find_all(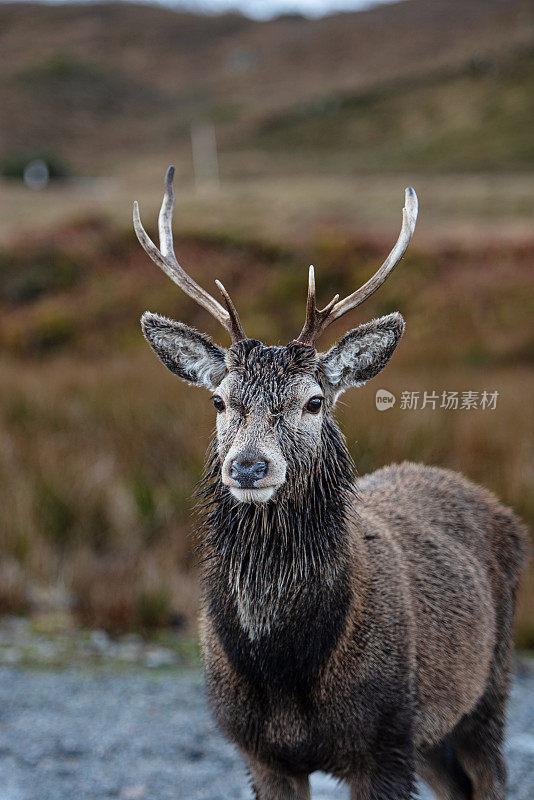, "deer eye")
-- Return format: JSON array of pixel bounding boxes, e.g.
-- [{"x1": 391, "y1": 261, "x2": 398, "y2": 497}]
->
[
  {"x1": 212, "y1": 395, "x2": 226, "y2": 413},
  {"x1": 305, "y1": 396, "x2": 324, "y2": 414}
]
